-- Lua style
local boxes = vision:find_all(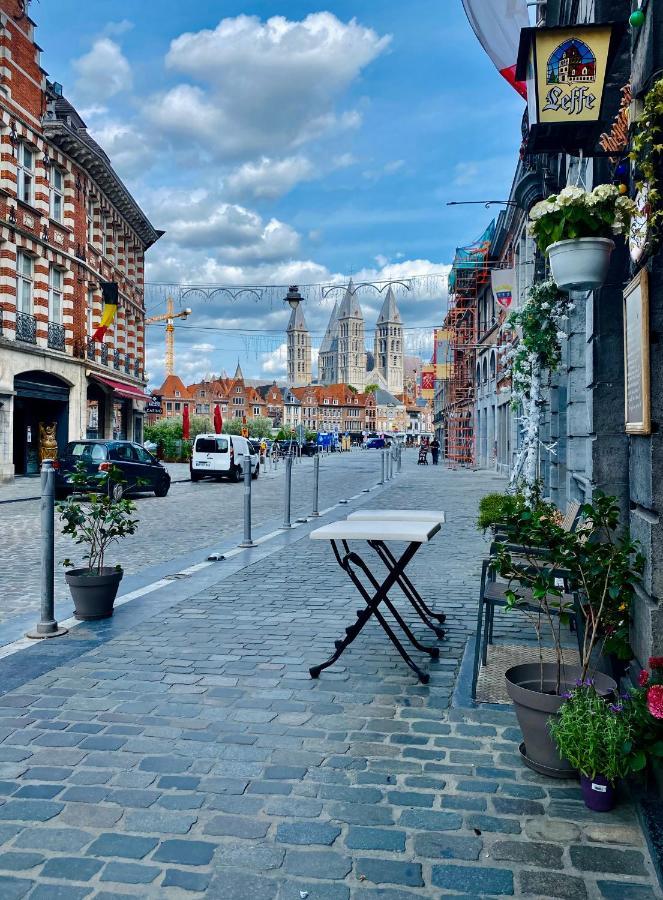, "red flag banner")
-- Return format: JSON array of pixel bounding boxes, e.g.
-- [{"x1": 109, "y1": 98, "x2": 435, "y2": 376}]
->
[
  {"x1": 461, "y1": 0, "x2": 529, "y2": 98},
  {"x1": 182, "y1": 403, "x2": 190, "y2": 441},
  {"x1": 214, "y1": 404, "x2": 223, "y2": 435}
]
